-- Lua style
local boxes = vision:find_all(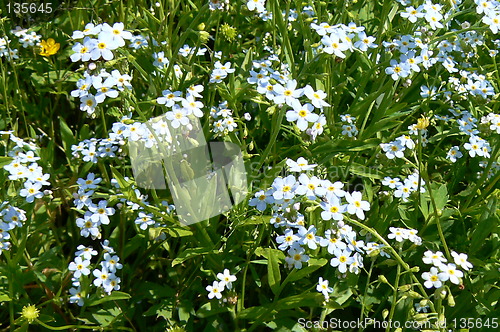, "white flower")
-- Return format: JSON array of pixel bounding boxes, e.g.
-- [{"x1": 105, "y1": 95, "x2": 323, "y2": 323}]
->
[
  {"x1": 214, "y1": 61, "x2": 235, "y2": 74},
  {"x1": 286, "y1": 101, "x2": 319, "y2": 131},
  {"x1": 93, "y1": 267, "x2": 110, "y2": 287},
  {"x1": 424, "y1": 11, "x2": 444, "y2": 30},
  {"x1": 157, "y1": 90, "x2": 182, "y2": 107},
  {"x1": 295, "y1": 174, "x2": 325, "y2": 199},
  {"x1": 285, "y1": 246, "x2": 309, "y2": 269},
  {"x1": 70, "y1": 37, "x2": 95, "y2": 62},
  {"x1": 446, "y1": 146, "x2": 463, "y2": 162},
  {"x1": 303, "y1": 85, "x2": 330, "y2": 109},
  {"x1": 217, "y1": 269, "x2": 237, "y2": 290},
  {"x1": 77, "y1": 173, "x2": 102, "y2": 190},
  {"x1": 102, "y1": 253, "x2": 123, "y2": 273},
  {"x1": 344, "y1": 191, "x2": 370, "y2": 220},
  {"x1": 451, "y1": 251, "x2": 473, "y2": 271},
  {"x1": 72, "y1": 23, "x2": 102, "y2": 39},
  {"x1": 354, "y1": 31, "x2": 377, "y2": 51},
  {"x1": 206, "y1": 281, "x2": 225, "y2": 299},
  {"x1": 438, "y1": 263, "x2": 464, "y2": 285},
  {"x1": 286, "y1": 157, "x2": 317, "y2": 172},
  {"x1": 80, "y1": 95, "x2": 97, "y2": 115},
  {"x1": 341, "y1": 124, "x2": 358, "y2": 137},
  {"x1": 319, "y1": 229, "x2": 347, "y2": 254},
  {"x1": 382, "y1": 177, "x2": 402, "y2": 189},
  {"x1": 271, "y1": 175, "x2": 297, "y2": 200},
  {"x1": 209, "y1": 69, "x2": 227, "y2": 83},
  {"x1": 88, "y1": 200, "x2": 115, "y2": 225},
  {"x1": 388, "y1": 227, "x2": 407, "y2": 242},
  {"x1": 320, "y1": 195, "x2": 346, "y2": 221},
  {"x1": 406, "y1": 229, "x2": 422, "y2": 245},
  {"x1": 248, "y1": 190, "x2": 274, "y2": 211},
  {"x1": 400, "y1": 6, "x2": 424, "y2": 23},
  {"x1": 396, "y1": 135, "x2": 415, "y2": 149},
  {"x1": 394, "y1": 183, "x2": 412, "y2": 201},
  {"x1": 349, "y1": 252, "x2": 364, "y2": 274},
  {"x1": 247, "y1": 0, "x2": 266, "y2": 13},
  {"x1": 463, "y1": 136, "x2": 484, "y2": 157},
  {"x1": 76, "y1": 213, "x2": 100, "y2": 238},
  {"x1": 75, "y1": 245, "x2": 98, "y2": 260},
  {"x1": 69, "y1": 287, "x2": 84, "y2": 306},
  {"x1": 298, "y1": 226, "x2": 319, "y2": 250},
  {"x1": 100, "y1": 22, "x2": 132, "y2": 47},
  {"x1": 166, "y1": 105, "x2": 189, "y2": 128},
  {"x1": 380, "y1": 140, "x2": 406, "y2": 159},
  {"x1": 322, "y1": 180, "x2": 346, "y2": 199},
  {"x1": 422, "y1": 250, "x2": 447, "y2": 266},
  {"x1": 385, "y1": 60, "x2": 411, "y2": 80},
  {"x1": 90, "y1": 34, "x2": 119, "y2": 61},
  {"x1": 68, "y1": 257, "x2": 91, "y2": 278},
  {"x1": 422, "y1": 267, "x2": 445, "y2": 288},
  {"x1": 103, "y1": 275, "x2": 121, "y2": 294},
  {"x1": 276, "y1": 228, "x2": 300, "y2": 251},
  {"x1": 182, "y1": 95, "x2": 204, "y2": 118},
  {"x1": 135, "y1": 212, "x2": 155, "y2": 230},
  {"x1": 274, "y1": 80, "x2": 304, "y2": 106},
  {"x1": 321, "y1": 34, "x2": 349, "y2": 58},
  {"x1": 19, "y1": 181, "x2": 44, "y2": 203},
  {"x1": 317, "y1": 277, "x2": 333, "y2": 299},
  {"x1": 330, "y1": 249, "x2": 354, "y2": 273}
]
